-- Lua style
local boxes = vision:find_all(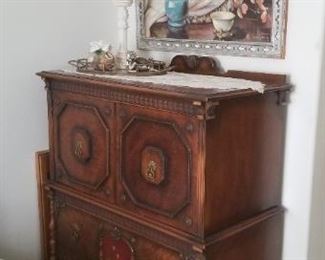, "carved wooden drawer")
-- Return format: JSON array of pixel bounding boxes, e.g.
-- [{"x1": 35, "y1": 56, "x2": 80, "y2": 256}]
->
[
  {"x1": 116, "y1": 104, "x2": 201, "y2": 234},
  {"x1": 44, "y1": 188, "x2": 285, "y2": 260},
  {"x1": 51, "y1": 91, "x2": 115, "y2": 203},
  {"x1": 54, "y1": 197, "x2": 181, "y2": 260}
]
